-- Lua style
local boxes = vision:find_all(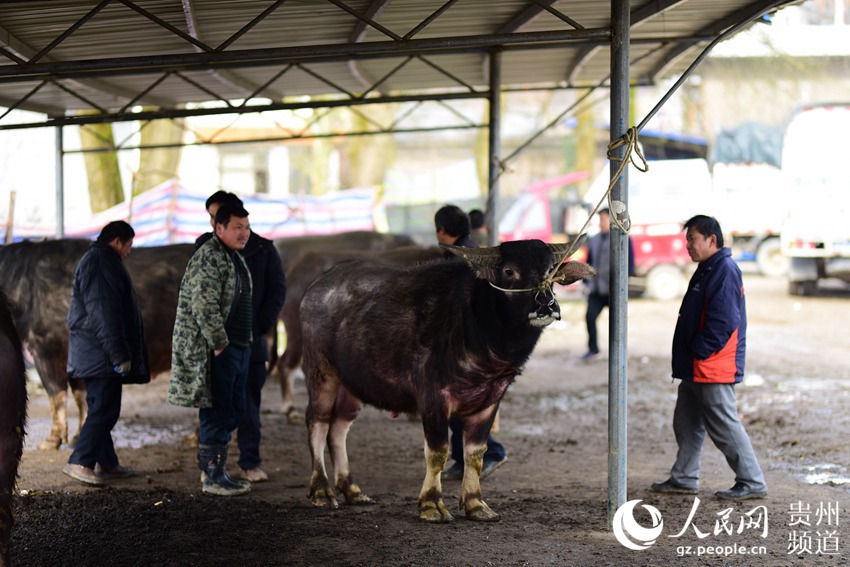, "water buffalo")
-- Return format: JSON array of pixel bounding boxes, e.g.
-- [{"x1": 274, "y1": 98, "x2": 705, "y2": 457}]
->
[
  {"x1": 0, "y1": 240, "x2": 193, "y2": 450},
  {"x1": 0, "y1": 290, "x2": 26, "y2": 567},
  {"x1": 271, "y1": 245, "x2": 443, "y2": 422},
  {"x1": 301, "y1": 238, "x2": 595, "y2": 522},
  {"x1": 273, "y1": 231, "x2": 416, "y2": 269}
]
